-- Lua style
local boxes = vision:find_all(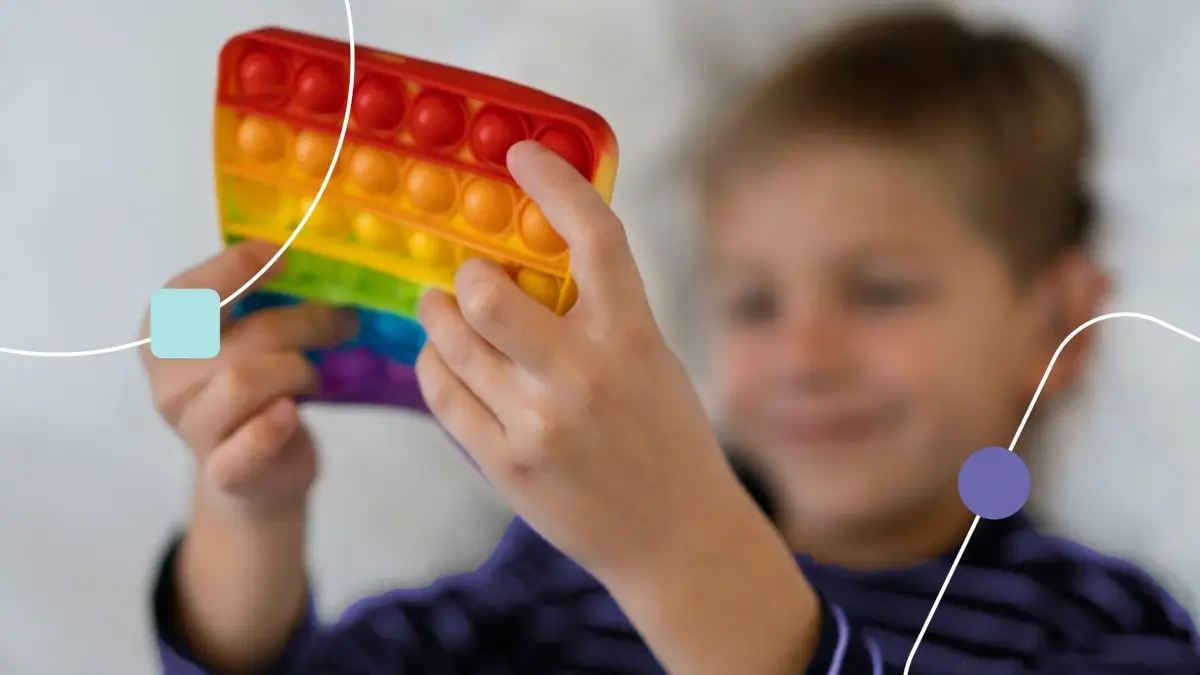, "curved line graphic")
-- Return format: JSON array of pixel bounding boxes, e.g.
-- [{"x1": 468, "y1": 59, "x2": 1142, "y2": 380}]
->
[
  {"x1": 0, "y1": 0, "x2": 357, "y2": 357},
  {"x1": 904, "y1": 311, "x2": 1198, "y2": 673}
]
